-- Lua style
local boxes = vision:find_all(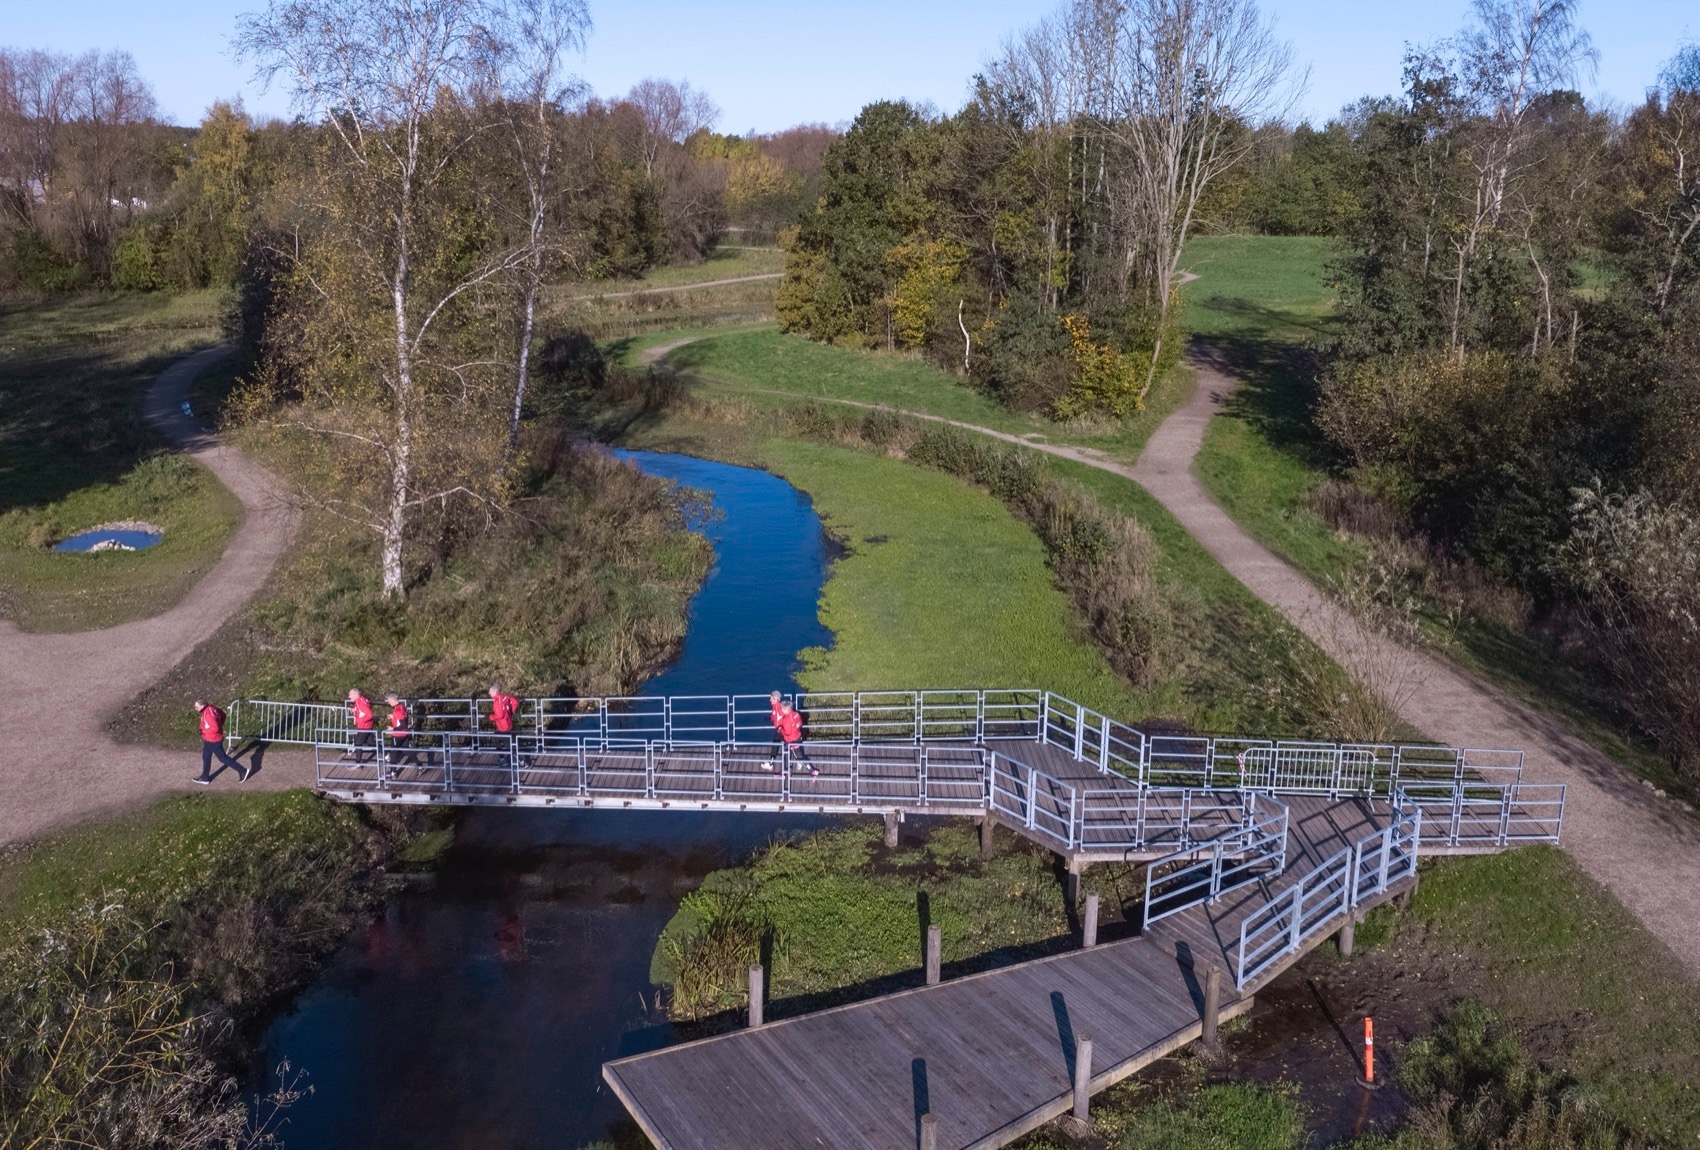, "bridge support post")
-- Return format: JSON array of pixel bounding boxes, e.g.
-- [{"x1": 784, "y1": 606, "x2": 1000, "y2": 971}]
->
[
  {"x1": 747, "y1": 965, "x2": 764, "y2": 1028},
  {"x1": 1072, "y1": 1035, "x2": 1094, "y2": 1122},
  {"x1": 1337, "y1": 914, "x2": 1356, "y2": 958},
  {"x1": 926, "y1": 925, "x2": 942, "y2": 985},
  {"x1": 1083, "y1": 892, "x2": 1099, "y2": 948},
  {"x1": 919, "y1": 1113, "x2": 938, "y2": 1150},
  {"x1": 884, "y1": 810, "x2": 900, "y2": 849},
  {"x1": 1064, "y1": 856, "x2": 1083, "y2": 908},
  {"x1": 979, "y1": 816, "x2": 994, "y2": 859},
  {"x1": 1202, "y1": 965, "x2": 1222, "y2": 1056}
]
